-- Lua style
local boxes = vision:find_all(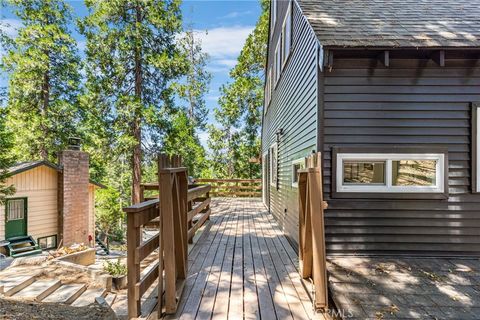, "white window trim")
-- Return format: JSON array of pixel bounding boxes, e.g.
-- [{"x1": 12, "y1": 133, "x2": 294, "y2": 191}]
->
[
  {"x1": 336, "y1": 153, "x2": 445, "y2": 193},
  {"x1": 281, "y1": 3, "x2": 291, "y2": 69},
  {"x1": 274, "y1": 40, "x2": 281, "y2": 85},
  {"x1": 475, "y1": 103, "x2": 480, "y2": 192},
  {"x1": 291, "y1": 158, "x2": 305, "y2": 188},
  {"x1": 270, "y1": 143, "x2": 278, "y2": 187},
  {"x1": 271, "y1": 0, "x2": 277, "y2": 34}
]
